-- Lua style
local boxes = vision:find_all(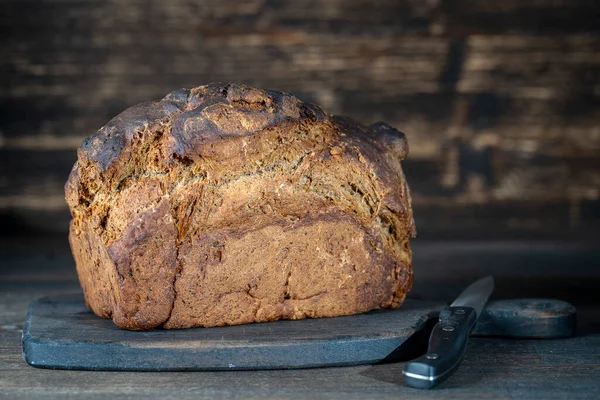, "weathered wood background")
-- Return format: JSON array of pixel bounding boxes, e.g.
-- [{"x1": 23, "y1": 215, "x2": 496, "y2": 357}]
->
[{"x1": 1, "y1": 0, "x2": 600, "y2": 239}]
